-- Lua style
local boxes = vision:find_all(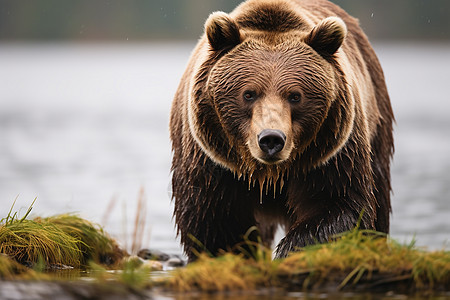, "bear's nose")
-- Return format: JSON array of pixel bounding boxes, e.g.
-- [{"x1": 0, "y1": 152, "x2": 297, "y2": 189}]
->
[{"x1": 258, "y1": 129, "x2": 286, "y2": 157}]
